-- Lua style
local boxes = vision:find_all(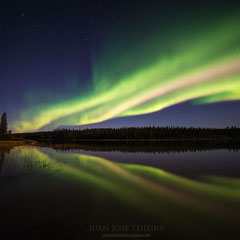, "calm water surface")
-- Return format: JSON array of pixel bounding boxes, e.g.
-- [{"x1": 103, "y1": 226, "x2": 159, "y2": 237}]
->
[{"x1": 0, "y1": 143, "x2": 240, "y2": 240}]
